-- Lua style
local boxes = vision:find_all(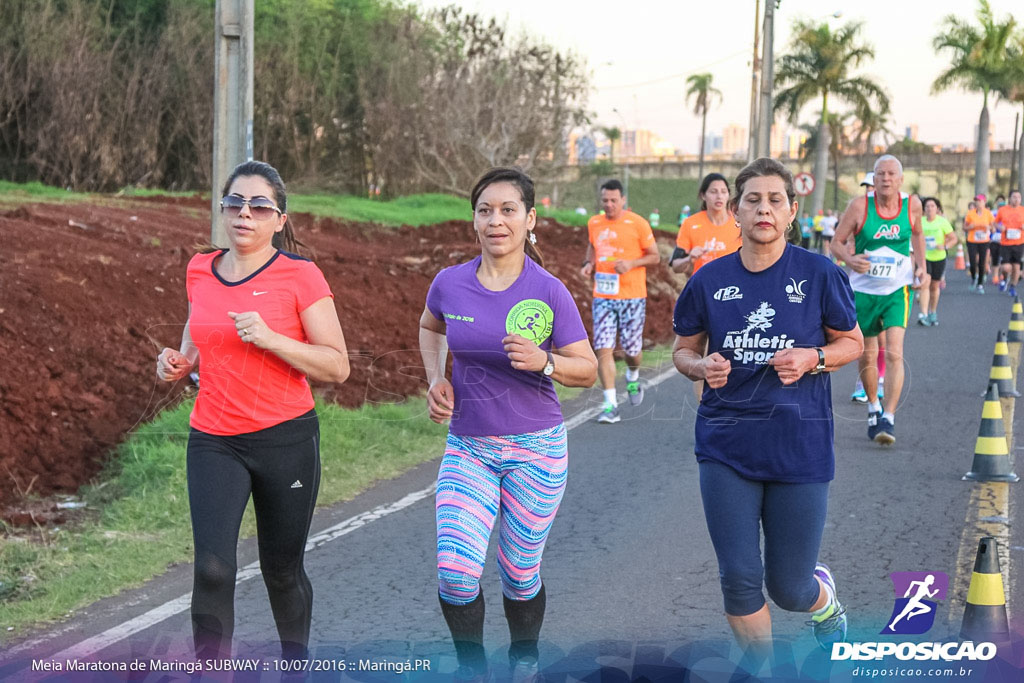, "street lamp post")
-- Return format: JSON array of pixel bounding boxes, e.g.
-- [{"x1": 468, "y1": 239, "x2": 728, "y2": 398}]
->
[
  {"x1": 756, "y1": 0, "x2": 775, "y2": 158},
  {"x1": 747, "y1": 0, "x2": 761, "y2": 162},
  {"x1": 612, "y1": 107, "x2": 630, "y2": 202}
]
